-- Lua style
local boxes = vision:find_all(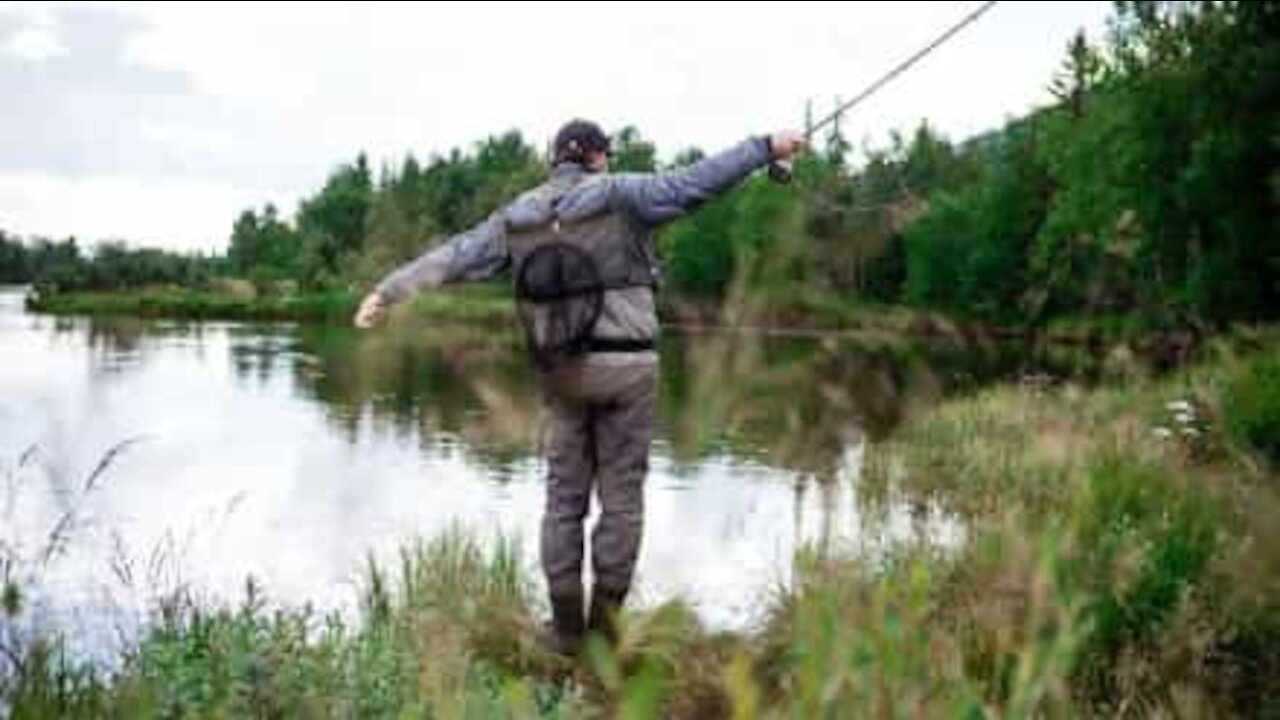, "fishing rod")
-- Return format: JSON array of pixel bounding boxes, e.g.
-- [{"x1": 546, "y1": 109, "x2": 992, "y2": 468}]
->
[{"x1": 769, "y1": 0, "x2": 1000, "y2": 184}]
